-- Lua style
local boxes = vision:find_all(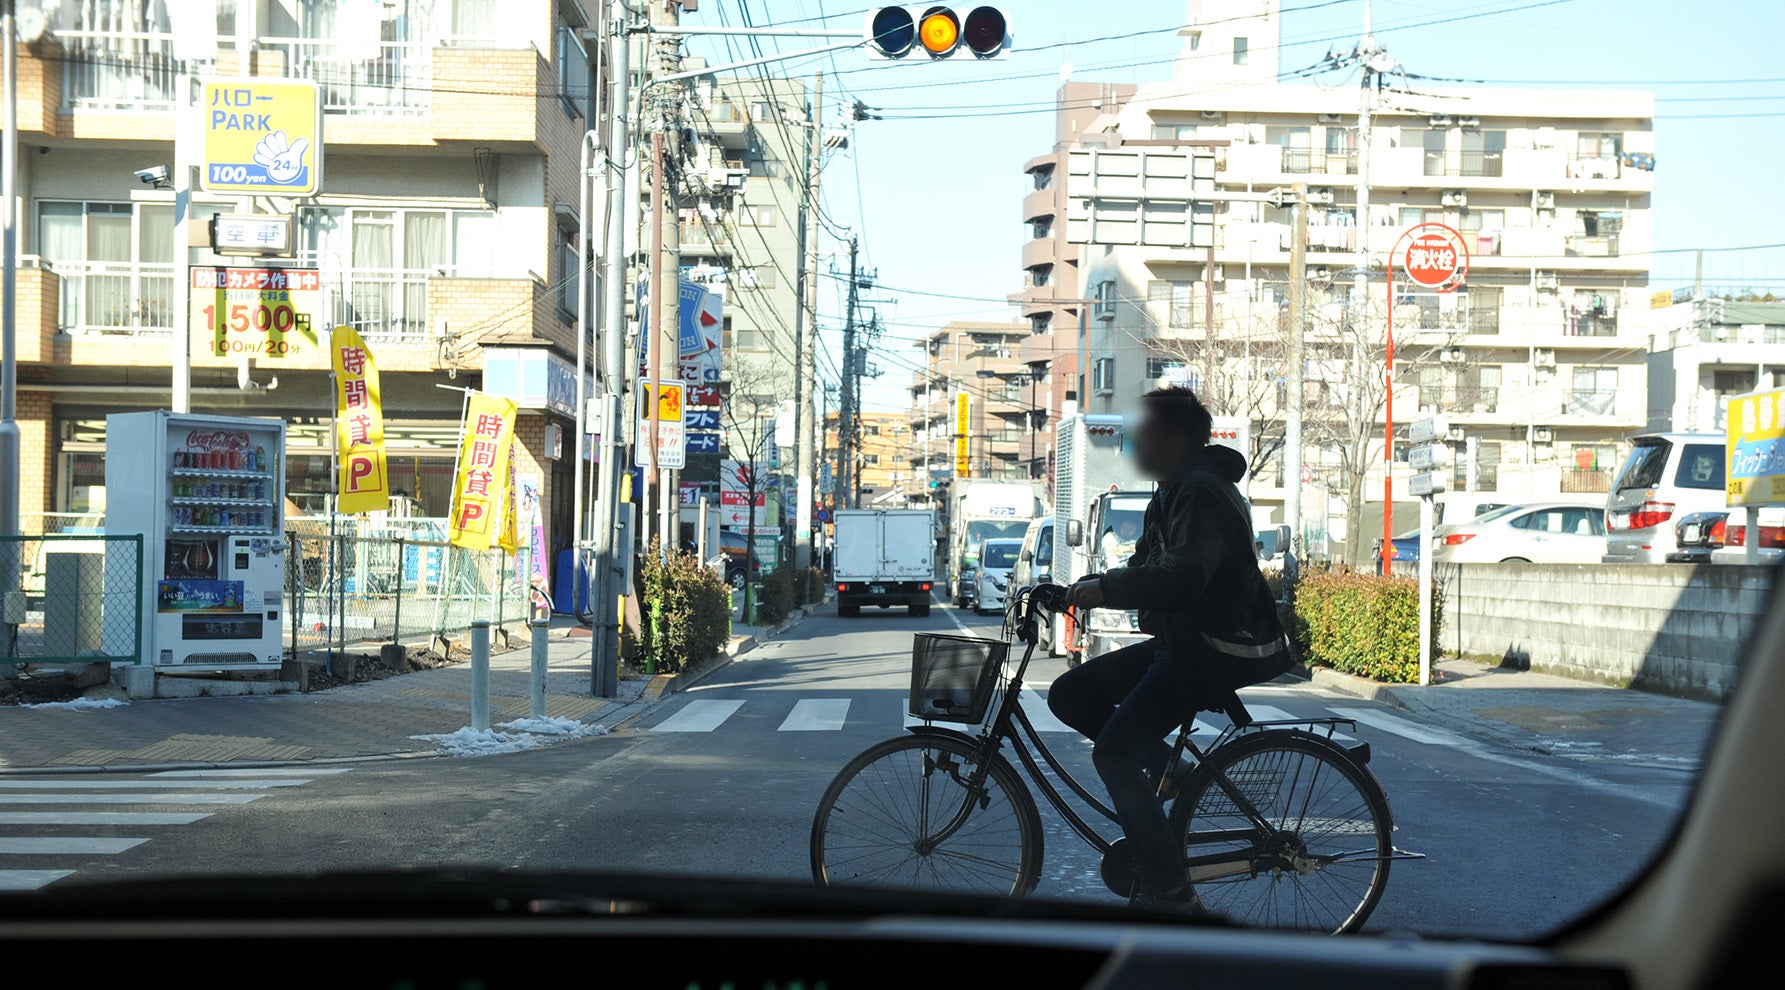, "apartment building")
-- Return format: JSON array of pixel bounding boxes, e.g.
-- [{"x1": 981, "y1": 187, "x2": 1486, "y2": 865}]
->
[
  {"x1": 14, "y1": 0, "x2": 607, "y2": 561},
  {"x1": 1648, "y1": 301, "x2": 1785, "y2": 435},
  {"x1": 1011, "y1": 80, "x2": 1135, "y2": 480},
  {"x1": 823, "y1": 410, "x2": 911, "y2": 504},
  {"x1": 906, "y1": 321, "x2": 1034, "y2": 487},
  {"x1": 1064, "y1": 0, "x2": 1655, "y2": 529}
]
